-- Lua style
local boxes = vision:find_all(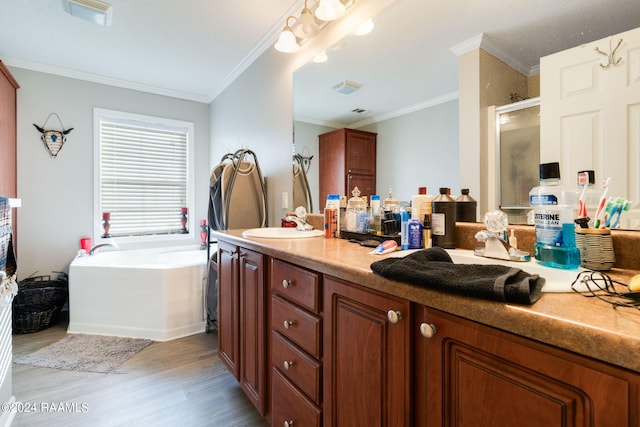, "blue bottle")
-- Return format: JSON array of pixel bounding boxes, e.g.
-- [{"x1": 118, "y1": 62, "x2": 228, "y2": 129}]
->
[{"x1": 529, "y1": 162, "x2": 581, "y2": 269}]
